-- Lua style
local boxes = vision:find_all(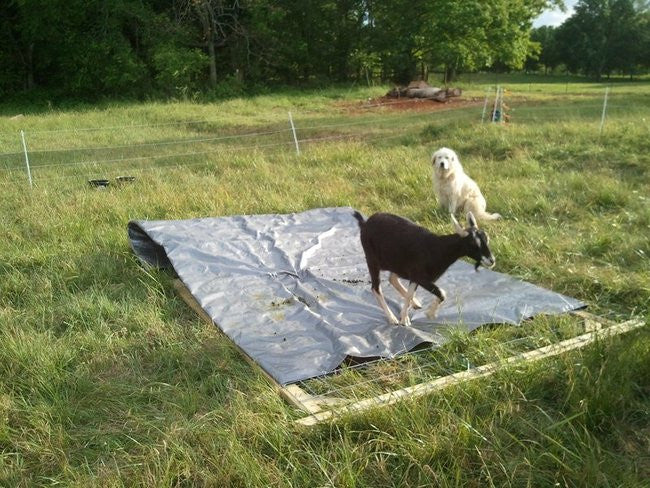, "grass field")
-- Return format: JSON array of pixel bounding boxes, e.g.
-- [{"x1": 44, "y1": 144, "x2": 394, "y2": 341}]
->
[{"x1": 1, "y1": 75, "x2": 649, "y2": 486}]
